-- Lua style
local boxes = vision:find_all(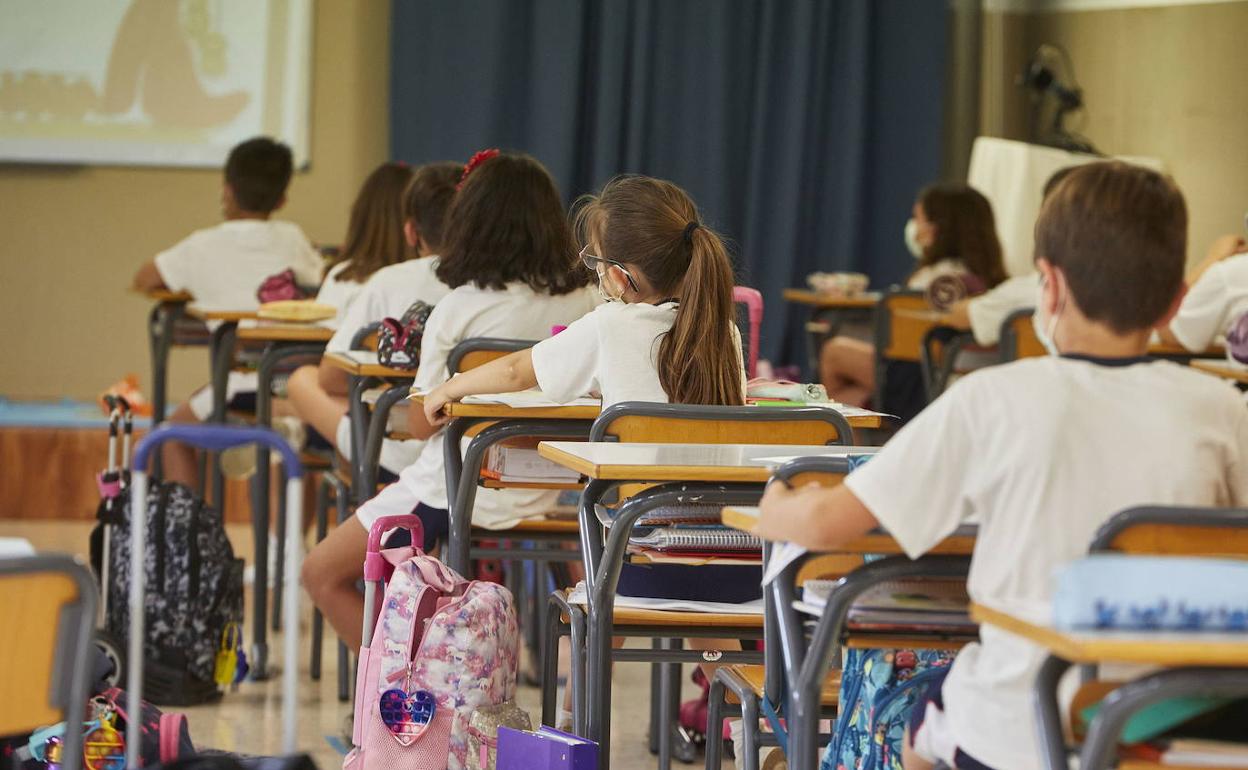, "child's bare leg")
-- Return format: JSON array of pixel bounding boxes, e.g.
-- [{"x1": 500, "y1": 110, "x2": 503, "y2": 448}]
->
[
  {"x1": 902, "y1": 728, "x2": 936, "y2": 770},
  {"x1": 819, "y1": 336, "x2": 876, "y2": 406},
  {"x1": 301, "y1": 514, "x2": 369, "y2": 650},
  {"x1": 286, "y1": 364, "x2": 349, "y2": 446},
  {"x1": 161, "y1": 401, "x2": 201, "y2": 488}
]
